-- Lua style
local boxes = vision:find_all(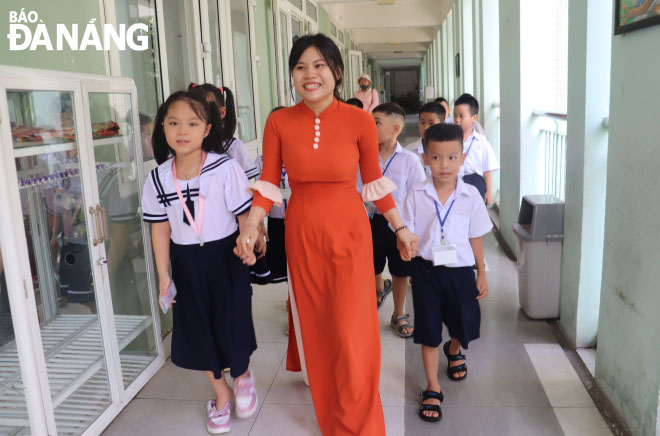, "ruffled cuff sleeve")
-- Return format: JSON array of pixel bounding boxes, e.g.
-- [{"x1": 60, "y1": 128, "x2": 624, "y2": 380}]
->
[
  {"x1": 248, "y1": 180, "x2": 284, "y2": 210},
  {"x1": 361, "y1": 176, "x2": 396, "y2": 213}
]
